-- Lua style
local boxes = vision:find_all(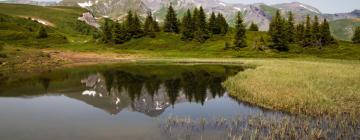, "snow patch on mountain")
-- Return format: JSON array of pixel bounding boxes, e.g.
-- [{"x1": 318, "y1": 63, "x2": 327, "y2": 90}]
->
[
  {"x1": 299, "y1": 4, "x2": 319, "y2": 14},
  {"x1": 233, "y1": 7, "x2": 241, "y2": 11},
  {"x1": 78, "y1": 1, "x2": 92, "y2": 8}
]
